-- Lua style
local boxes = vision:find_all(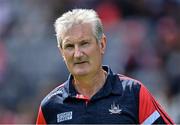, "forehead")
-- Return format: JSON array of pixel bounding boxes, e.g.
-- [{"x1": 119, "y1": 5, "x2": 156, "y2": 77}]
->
[{"x1": 62, "y1": 23, "x2": 94, "y2": 42}]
